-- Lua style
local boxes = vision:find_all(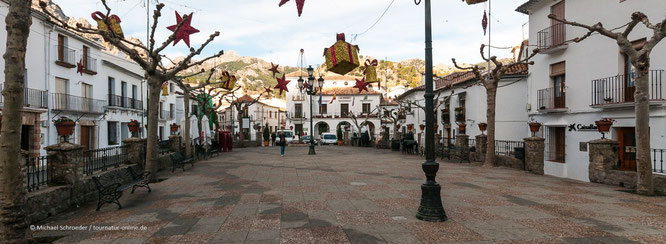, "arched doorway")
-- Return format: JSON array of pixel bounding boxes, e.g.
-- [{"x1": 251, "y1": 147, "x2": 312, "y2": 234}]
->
[
  {"x1": 336, "y1": 121, "x2": 352, "y2": 141},
  {"x1": 315, "y1": 122, "x2": 330, "y2": 137},
  {"x1": 361, "y1": 121, "x2": 376, "y2": 139}
]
